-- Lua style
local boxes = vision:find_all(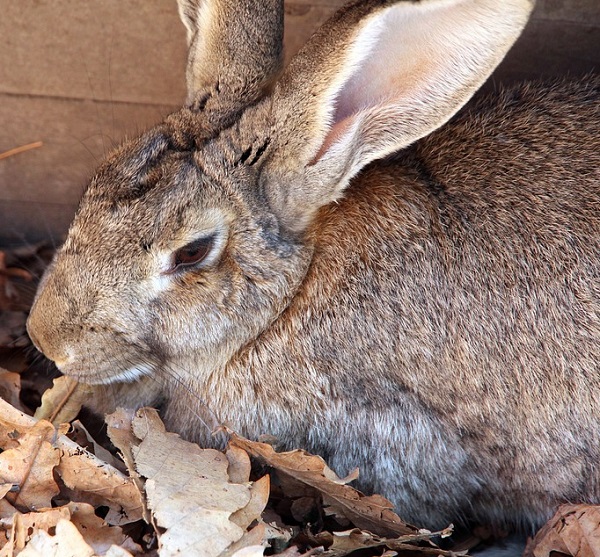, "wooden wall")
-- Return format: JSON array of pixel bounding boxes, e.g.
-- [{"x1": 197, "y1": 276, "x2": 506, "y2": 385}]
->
[{"x1": 0, "y1": 0, "x2": 598, "y2": 244}]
